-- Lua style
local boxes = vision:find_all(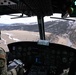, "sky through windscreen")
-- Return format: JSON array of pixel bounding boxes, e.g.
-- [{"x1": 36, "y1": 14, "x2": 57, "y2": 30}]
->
[{"x1": 0, "y1": 13, "x2": 61, "y2": 24}]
